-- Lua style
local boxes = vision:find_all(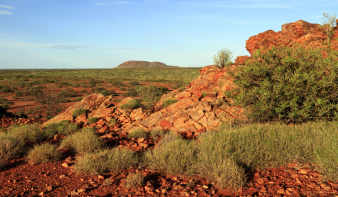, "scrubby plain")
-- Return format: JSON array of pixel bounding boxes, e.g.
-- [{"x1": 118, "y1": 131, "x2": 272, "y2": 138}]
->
[{"x1": 0, "y1": 67, "x2": 200, "y2": 118}]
